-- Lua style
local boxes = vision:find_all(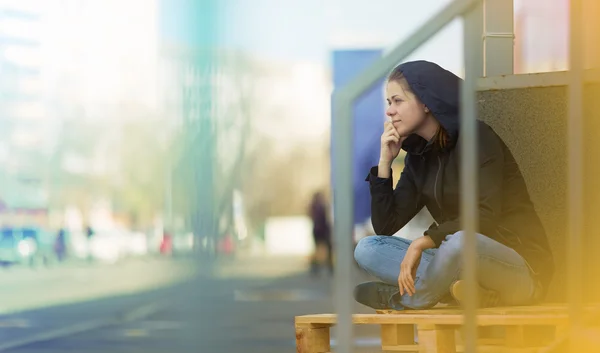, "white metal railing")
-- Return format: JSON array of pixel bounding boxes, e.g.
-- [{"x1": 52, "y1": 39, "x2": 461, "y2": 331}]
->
[
  {"x1": 567, "y1": 0, "x2": 584, "y2": 351},
  {"x1": 332, "y1": 0, "x2": 586, "y2": 353},
  {"x1": 460, "y1": 3, "x2": 484, "y2": 351},
  {"x1": 482, "y1": 0, "x2": 514, "y2": 76}
]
